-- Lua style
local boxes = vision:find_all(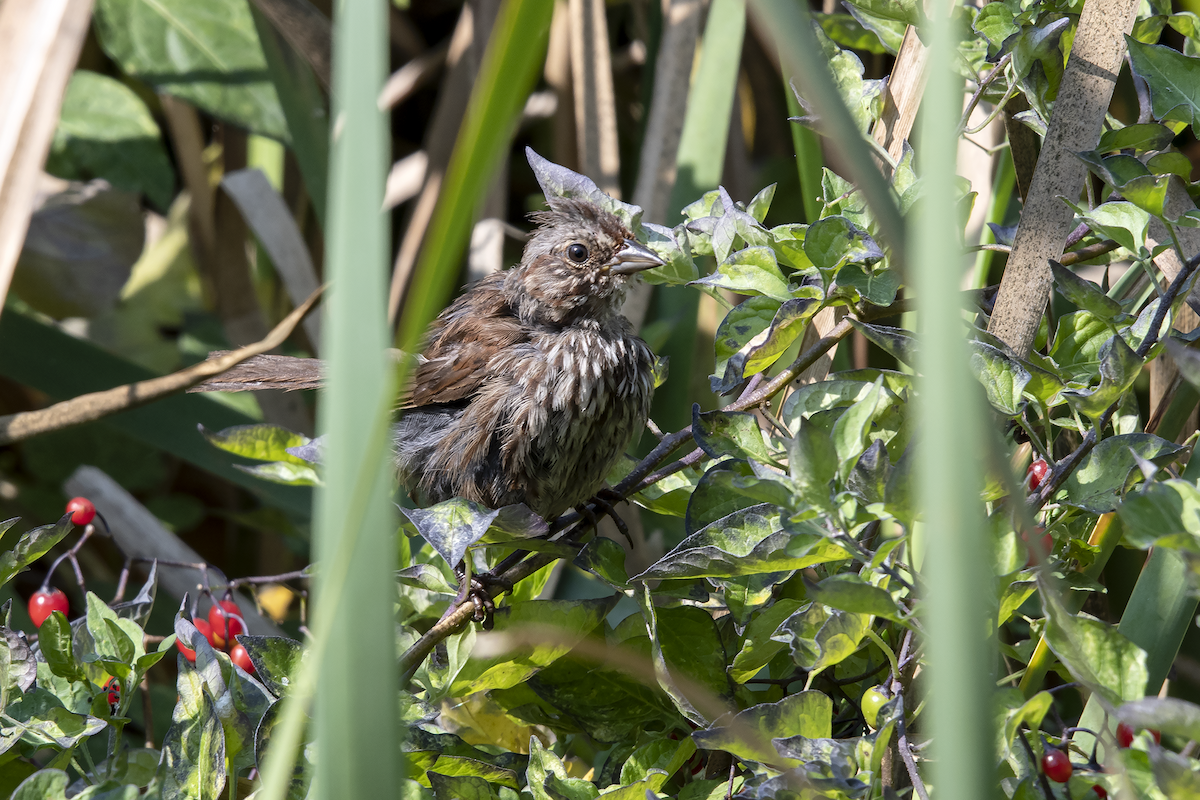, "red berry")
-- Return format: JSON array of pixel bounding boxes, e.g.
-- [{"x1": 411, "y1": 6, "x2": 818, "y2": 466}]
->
[
  {"x1": 28, "y1": 588, "x2": 69, "y2": 627},
  {"x1": 229, "y1": 643, "x2": 255, "y2": 674},
  {"x1": 1020, "y1": 527, "x2": 1053, "y2": 566},
  {"x1": 175, "y1": 636, "x2": 196, "y2": 662},
  {"x1": 1116, "y1": 722, "x2": 1134, "y2": 748},
  {"x1": 65, "y1": 497, "x2": 96, "y2": 526},
  {"x1": 1042, "y1": 747, "x2": 1072, "y2": 783},
  {"x1": 208, "y1": 600, "x2": 245, "y2": 646},
  {"x1": 1028, "y1": 459, "x2": 1050, "y2": 492},
  {"x1": 193, "y1": 617, "x2": 218, "y2": 648},
  {"x1": 1093, "y1": 786, "x2": 1108, "y2": 799}
]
